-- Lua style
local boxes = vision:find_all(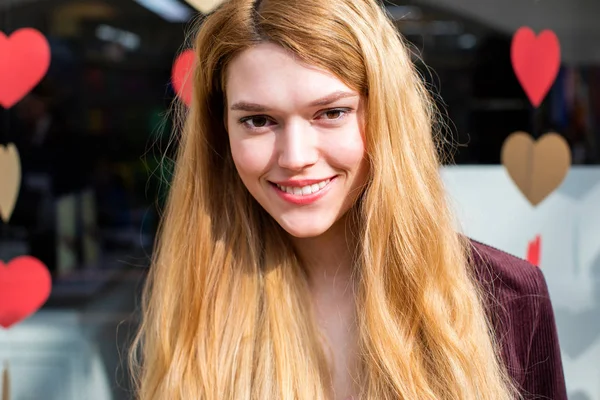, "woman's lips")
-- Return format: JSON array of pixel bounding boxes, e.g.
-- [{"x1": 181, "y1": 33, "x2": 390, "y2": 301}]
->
[{"x1": 270, "y1": 176, "x2": 336, "y2": 205}]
